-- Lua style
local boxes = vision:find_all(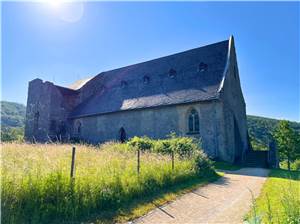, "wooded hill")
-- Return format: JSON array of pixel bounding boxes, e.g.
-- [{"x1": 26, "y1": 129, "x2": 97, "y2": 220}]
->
[
  {"x1": 1, "y1": 101, "x2": 26, "y2": 141},
  {"x1": 247, "y1": 115, "x2": 300, "y2": 149},
  {"x1": 1, "y1": 101, "x2": 299, "y2": 147}
]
